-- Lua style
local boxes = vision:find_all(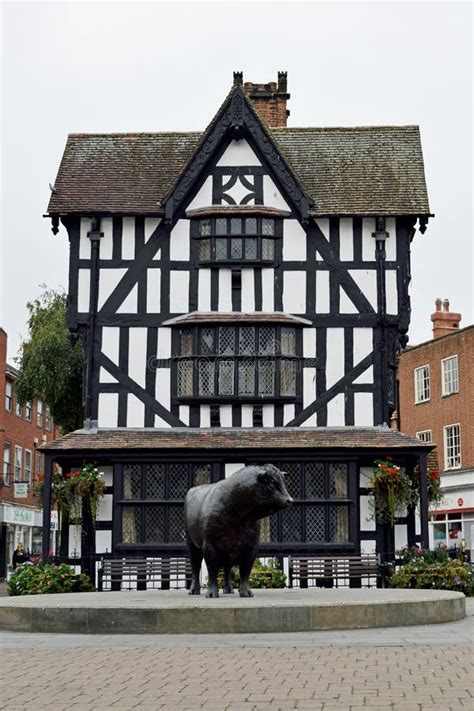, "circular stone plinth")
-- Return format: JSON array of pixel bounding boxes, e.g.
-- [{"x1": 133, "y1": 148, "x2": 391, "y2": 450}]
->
[{"x1": 0, "y1": 588, "x2": 465, "y2": 635}]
